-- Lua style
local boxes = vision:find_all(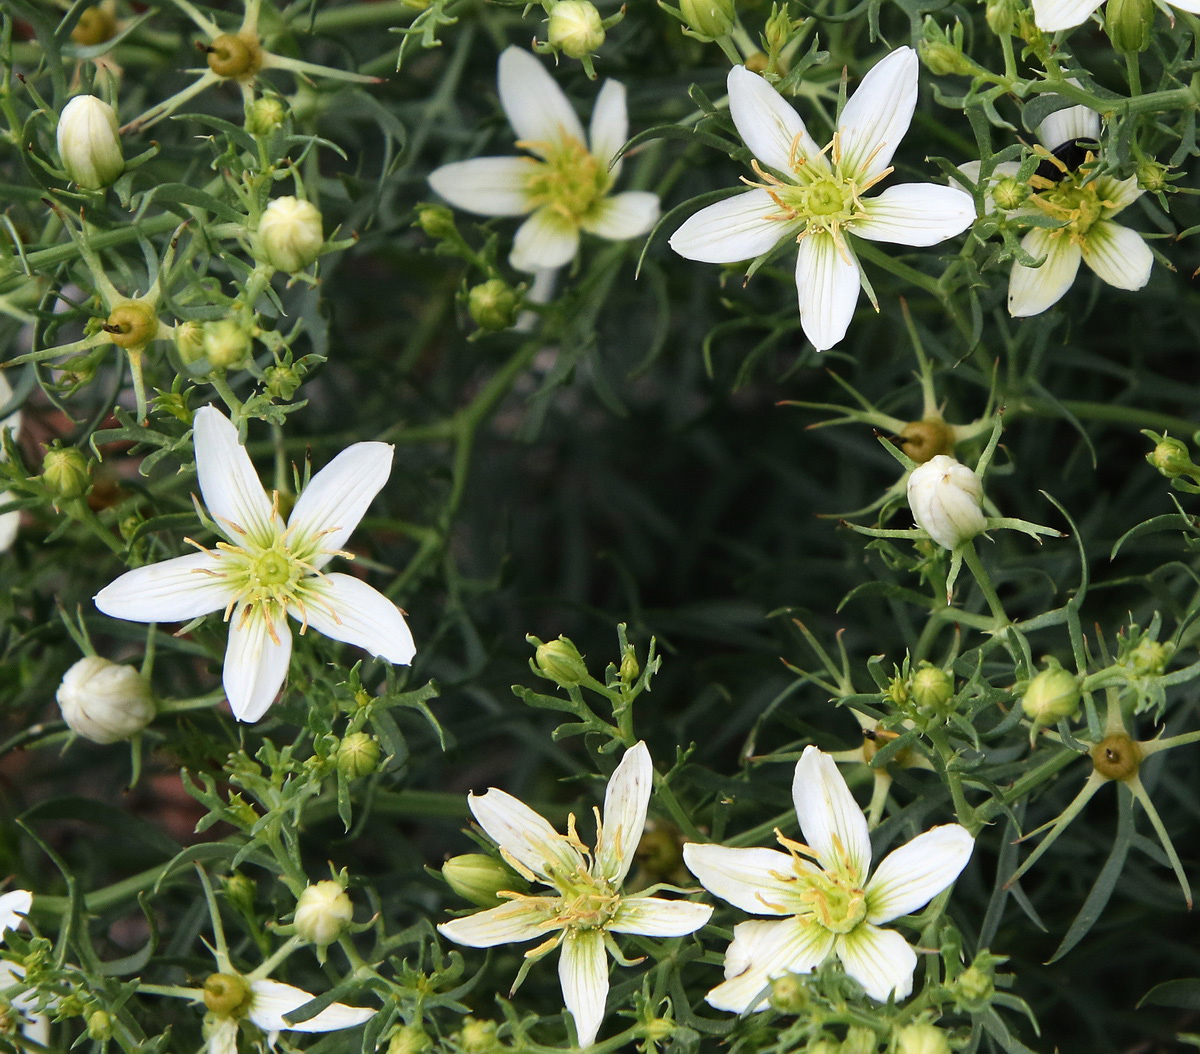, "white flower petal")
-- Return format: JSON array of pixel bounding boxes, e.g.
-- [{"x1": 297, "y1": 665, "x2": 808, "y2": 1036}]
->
[
  {"x1": 589, "y1": 78, "x2": 628, "y2": 173},
  {"x1": 1007, "y1": 228, "x2": 1081, "y2": 317},
  {"x1": 581, "y1": 191, "x2": 660, "y2": 241},
  {"x1": 1037, "y1": 103, "x2": 1100, "y2": 149},
  {"x1": 0, "y1": 503, "x2": 19, "y2": 552},
  {"x1": 510, "y1": 208, "x2": 580, "y2": 272},
  {"x1": 193, "y1": 406, "x2": 274, "y2": 543},
  {"x1": 428, "y1": 157, "x2": 535, "y2": 217},
  {"x1": 1081, "y1": 220, "x2": 1153, "y2": 291},
  {"x1": 704, "y1": 917, "x2": 835, "y2": 1013},
  {"x1": 852, "y1": 183, "x2": 975, "y2": 246},
  {"x1": 0, "y1": 889, "x2": 32, "y2": 938},
  {"x1": 223, "y1": 606, "x2": 292, "y2": 723},
  {"x1": 292, "y1": 572, "x2": 415, "y2": 665},
  {"x1": 559, "y1": 929, "x2": 608, "y2": 1048},
  {"x1": 835, "y1": 924, "x2": 917, "y2": 1002},
  {"x1": 0, "y1": 370, "x2": 19, "y2": 437},
  {"x1": 1095, "y1": 174, "x2": 1142, "y2": 216},
  {"x1": 1030, "y1": 0, "x2": 1104, "y2": 31},
  {"x1": 94, "y1": 551, "x2": 233, "y2": 623},
  {"x1": 837, "y1": 48, "x2": 917, "y2": 182},
  {"x1": 287, "y1": 441, "x2": 393, "y2": 570},
  {"x1": 796, "y1": 233, "x2": 861, "y2": 352},
  {"x1": 468, "y1": 787, "x2": 585, "y2": 880},
  {"x1": 498, "y1": 46, "x2": 585, "y2": 153},
  {"x1": 792, "y1": 746, "x2": 871, "y2": 882},
  {"x1": 438, "y1": 898, "x2": 563, "y2": 947},
  {"x1": 595, "y1": 741, "x2": 652, "y2": 884},
  {"x1": 248, "y1": 979, "x2": 375, "y2": 1033},
  {"x1": 669, "y1": 190, "x2": 789, "y2": 264},
  {"x1": 610, "y1": 896, "x2": 712, "y2": 936},
  {"x1": 683, "y1": 843, "x2": 812, "y2": 916},
  {"x1": 865, "y1": 825, "x2": 974, "y2": 924},
  {"x1": 727, "y1": 65, "x2": 825, "y2": 176},
  {"x1": 207, "y1": 1018, "x2": 238, "y2": 1054}
]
